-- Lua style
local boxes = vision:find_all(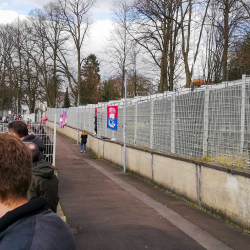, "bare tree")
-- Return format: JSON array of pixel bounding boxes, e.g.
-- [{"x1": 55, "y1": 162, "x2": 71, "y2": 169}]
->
[
  {"x1": 42, "y1": 2, "x2": 69, "y2": 107},
  {"x1": 105, "y1": 0, "x2": 132, "y2": 97},
  {"x1": 180, "y1": 0, "x2": 211, "y2": 88},
  {"x1": 130, "y1": 0, "x2": 182, "y2": 91},
  {"x1": 0, "y1": 24, "x2": 16, "y2": 111},
  {"x1": 58, "y1": 0, "x2": 95, "y2": 106},
  {"x1": 28, "y1": 8, "x2": 55, "y2": 107},
  {"x1": 19, "y1": 22, "x2": 42, "y2": 113},
  {"x1": 210, "y1": 0, "x2": 250, "y2": 81}
]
